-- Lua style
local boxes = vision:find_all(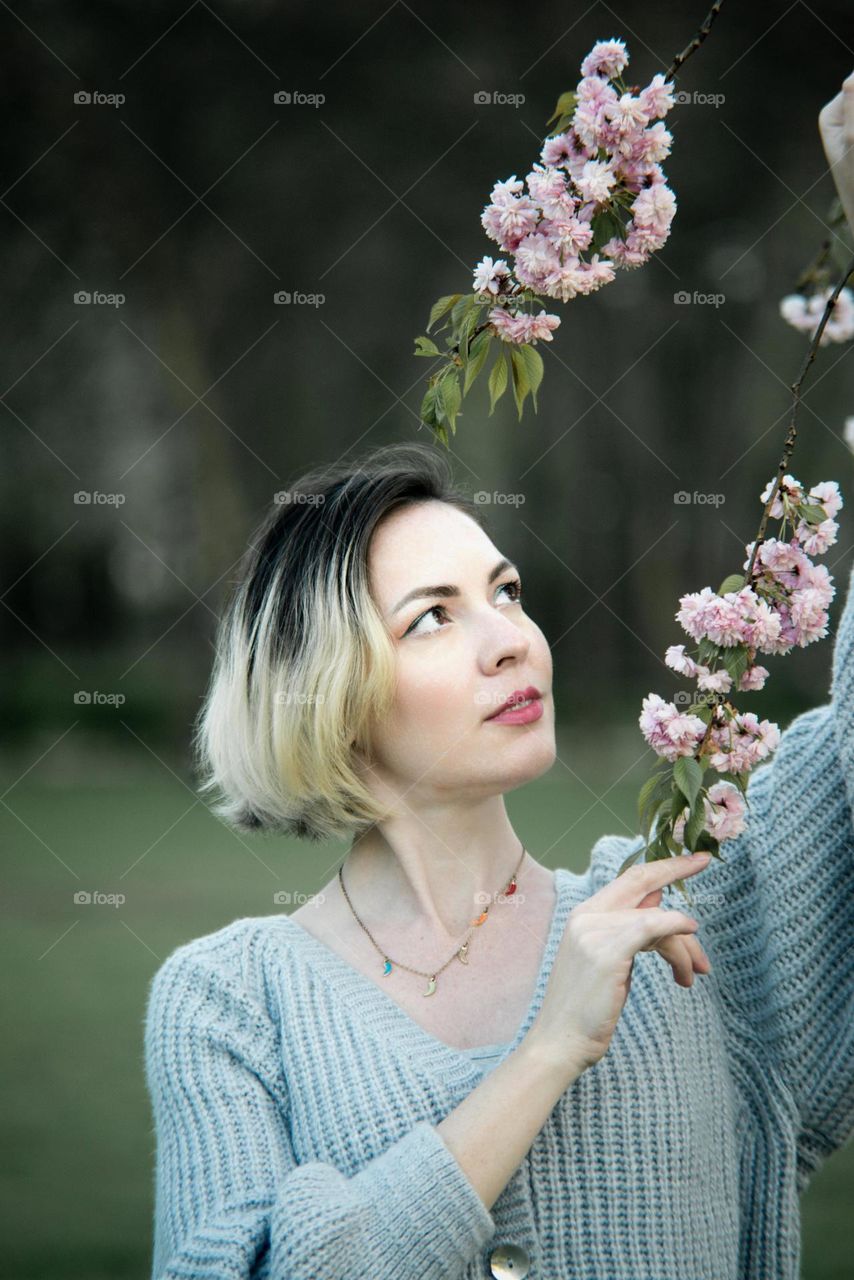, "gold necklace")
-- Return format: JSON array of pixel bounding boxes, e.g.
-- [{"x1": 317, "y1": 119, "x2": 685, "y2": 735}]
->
[{"x1": 337, "y1": 839, "x2": 527, "y2": 996}]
